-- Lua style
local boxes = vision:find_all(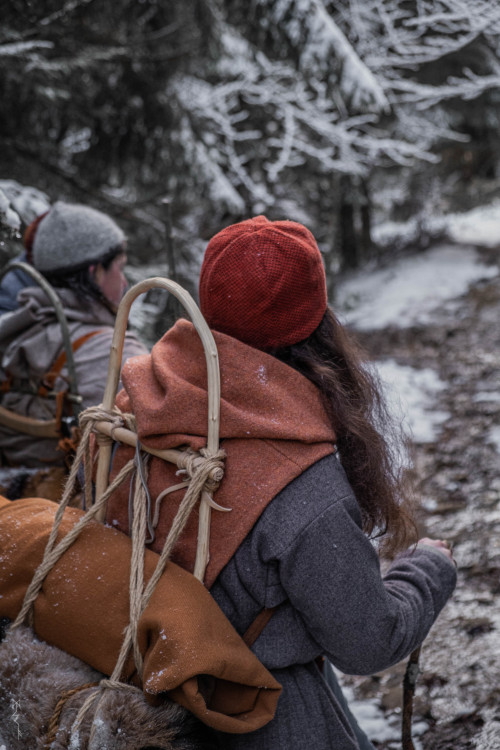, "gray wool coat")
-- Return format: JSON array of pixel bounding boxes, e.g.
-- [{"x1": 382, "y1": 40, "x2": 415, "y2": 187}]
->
[
  {"x1": 0, "y1": 286, "x2": 147, "y2": 466},
  {"x1": 210, "y1": 454, "x2": 457, "y2": 750}
]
